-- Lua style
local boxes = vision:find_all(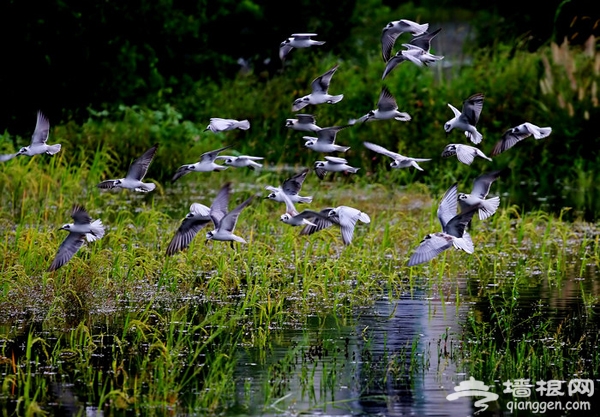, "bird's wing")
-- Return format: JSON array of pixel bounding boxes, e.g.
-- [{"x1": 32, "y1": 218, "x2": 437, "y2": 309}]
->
[
  {"x1": 166, "y1": 215, "x2": 211, "y2": 256},
  {"x1": 48, "y1": 232, "x2": 85, "y2": 272},
  {"x1": 299, "y1": 209, "x2": 335, "y2": 236},
  {"x1": 199, "y1": 145, "x2": 233, "y2": 163},
  {"x1": 207, "y1": 118, "x2": 235, "y2": 131},
  {"x1": 218, "y1": 195, "x2": 254, "y2": 233},
  {"x1": 407, "y1": 233, "x2": 454, "y2": 266},
  {"x1": 125, "y1": 144, "x2": 158, "y2": 181},
  {"x1": 0, "y1": 153, "x2": 17, "y2": 162},
  {"x1": 317, "y1": 125, "x2": 347, "y2": 144},
  {"x1": 335, "y1": 206, "x2": 370, "y2": 245},
  {"x1": 455, "y1": 145, "x2": 477, "y2": 165},
  {"x1": 377, "y1": 86, "x2": 398, "y2": 112},
  {"x1": 71, "y1": 204, "x2": 92, "y2": 225},
  {"x1": 279, "y1": 43, "x2": 294, "y2": 61},
  {"x1": 363, "y1": 141, "x2": 401, "y2": 160},
  {"x1": 381, "y1": 29, "x2": 401, "y2": 62},
  {"x1": 461, "y1": 93, "x2": 484, "y2": 125},
  {"x1": 282, "y1": 169, "x2": 309, "y2": 196},
  {"x1": 408, "y1": 28, "x2": 441, "y2": 52},
  {"x1": 437, "y1": 182, "x2": 459, "y2": 229},
  {"x1": 296, "y1": 114, "x2": 317, "y2": 124},
  {"x1": 447, "y1": 103, "x2": 462, "y2": 118},
  {"x1": 471, "y1": 170, "x2": 503, "y2": 199},
  {"x1": 31, "y1": 111, "x2": 50, "y2": 145},
  {"x1": 279, "y1": 189, "x2": 298, "y2": 216},
  {"x1": 190, "y1": 203, "x2": 211, "y2": 217},
  {"x1": 210, "y1": 182, "x2": 232, "y2": 228},
  {"x1": 97, "y1": 180, "x2": 117, "y2": 189},
  {"x1": 445, "y1": 205, "x2": 479, "y2": 237},
  {"x1": 381, "y1": 53, "x2": 408, "y2": 79},
  {"x1": 291, "y1": 33, "x2": 317, "y2": 38},
  {"x1": 312, "y1": 64, "x2": 339, "y2": 94}
]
